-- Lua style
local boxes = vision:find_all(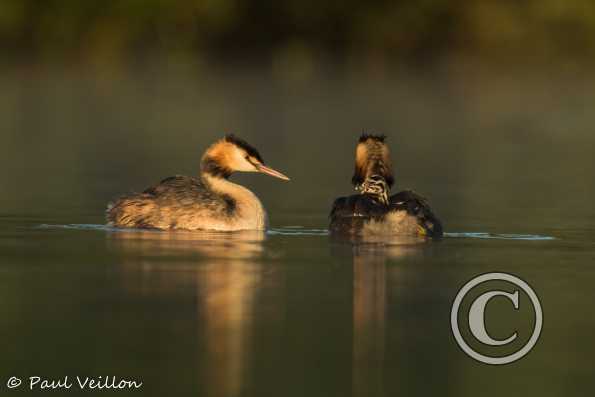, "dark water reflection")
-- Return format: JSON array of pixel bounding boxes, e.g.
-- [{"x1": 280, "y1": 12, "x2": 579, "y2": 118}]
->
[
  {"x1": 1, "y1": 217, "x2": 595, "y2": 396},
  {"x1": 99, "y1": 230, "x2": 454, "y2": 397}
]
